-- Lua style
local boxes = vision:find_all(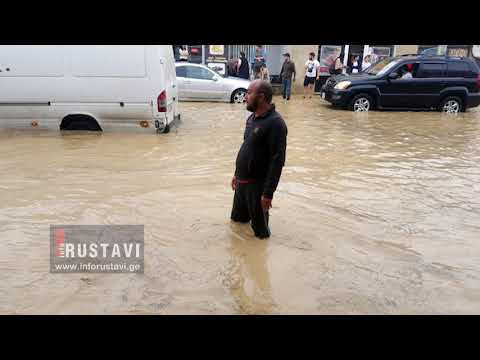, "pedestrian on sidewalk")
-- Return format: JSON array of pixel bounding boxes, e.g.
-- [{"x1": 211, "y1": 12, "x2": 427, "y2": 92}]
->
[
  {"x1": 304, "y1": 52, "x2": 320, "y2": 98},
  {"x1": 362, "y1": 55, "x2": 372, "y2": 71},
  {"x1": 350, "y1": 55, "x2": 361, "y2": 74},
  {"x1": 178, "y1": 46, "x2": 189, "y2": 62},
  {"x1": 259, "y1": 63, "x2": 270, "y2": 82},
  {"x1": 279, "y1": 52, "x2": 296, "y2": 101},
  {"x1": 227, "y1": 56, "x2": 239, "y2": 77},
  {"x1": 237, "y1": 51, "x2": 250, "y2": 80},
  {"x1": 329, "y1": 49, "x2": 344, "y2": 75},
  {"x1": 253, "y1": 45, "x2": 266, "y2": 79}
]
